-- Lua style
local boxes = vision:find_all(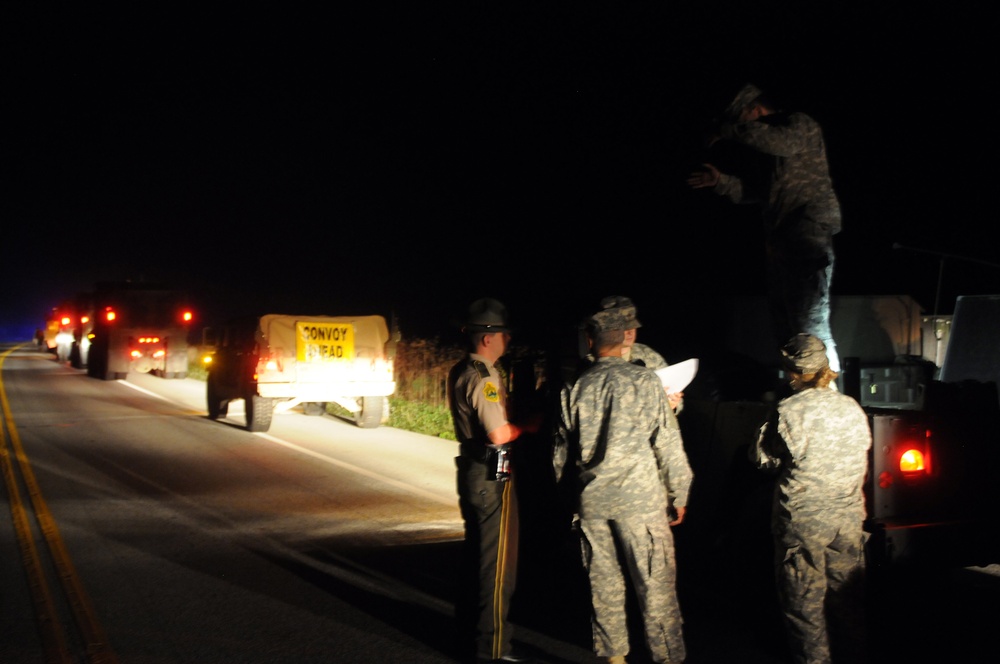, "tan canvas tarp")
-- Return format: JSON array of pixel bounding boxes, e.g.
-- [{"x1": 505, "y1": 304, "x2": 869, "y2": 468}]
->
[{"x1": 257, "y1": 314, "x2": 390, "y2": 361}]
